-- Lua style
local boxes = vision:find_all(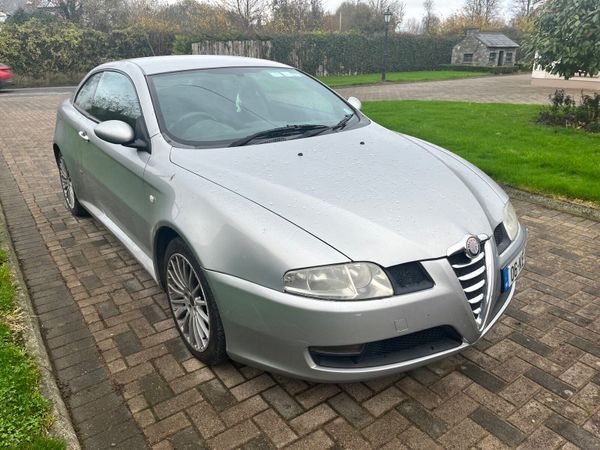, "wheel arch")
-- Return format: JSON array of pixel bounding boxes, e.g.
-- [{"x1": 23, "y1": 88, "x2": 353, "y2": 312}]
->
[
  {"x1": 53, "y1": 143, "x2": 61, "y2": 163},
  {"x1": 153, "y1": 224, "x2": 205, "y2": 291}
]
